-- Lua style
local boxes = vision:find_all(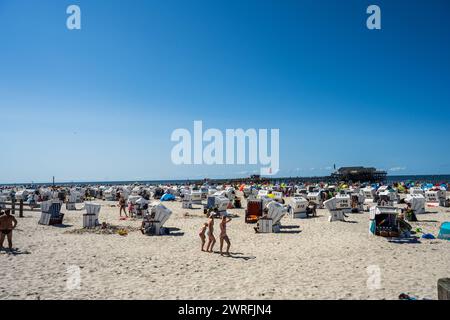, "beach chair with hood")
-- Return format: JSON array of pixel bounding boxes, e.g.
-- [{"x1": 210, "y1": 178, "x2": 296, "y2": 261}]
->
[
  {"x1": 39, "y1": 200, "x2": 63, "y2": 226},
  {"x1": 256, "y1": 200, "x2": 287, "y2": 233},
  {"x1": 142, "y1": 203, "x2": 172, "y2": 235}
]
